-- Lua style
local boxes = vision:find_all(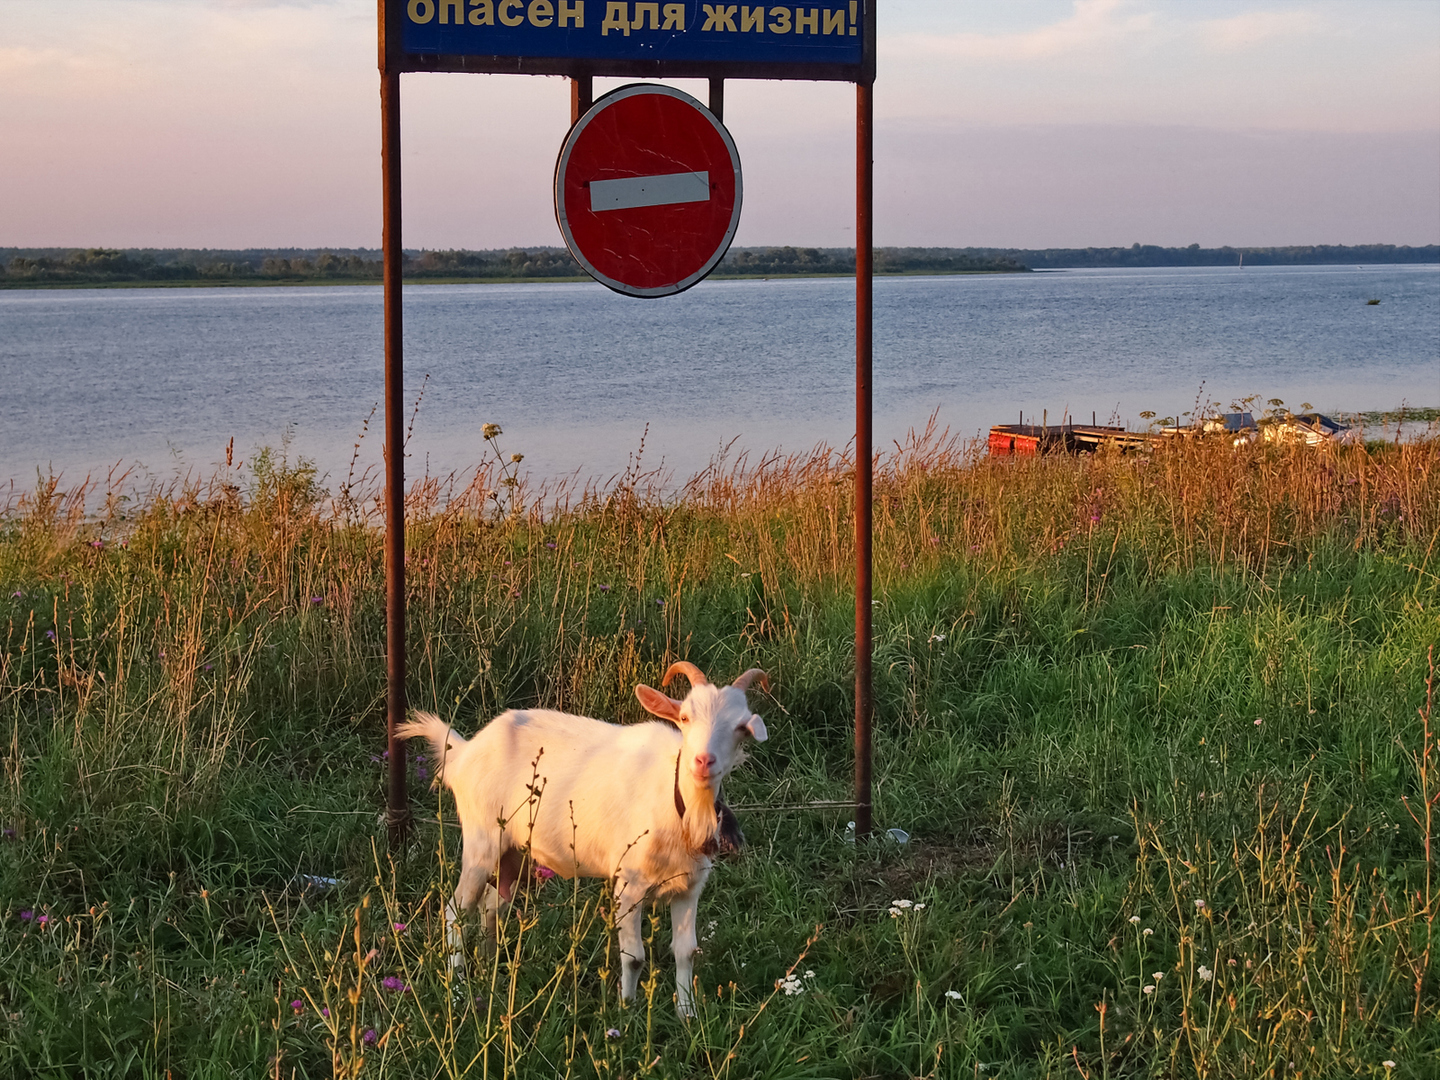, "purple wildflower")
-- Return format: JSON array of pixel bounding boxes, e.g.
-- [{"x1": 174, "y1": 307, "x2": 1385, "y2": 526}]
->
[
  {"x1": 45, "y1": 630, "x2": 55, "y2": 641},
  {"x1": 37, "y1": 914, "x2": 50, "y2": 927},
  {"x1": 535, "y1": 865, "x2": 556, "y2": 880},
  {"x1": 310, "y1": 596, "x2": 323, "y2": 605},
  {"x1": 598, "y1": 584, "x2": 610, "y2": 592},
  {"x1": 928, "y1": 536, "x2": 941, "y2": 545},
  {"x1": 381, "y1": 975, "x2": 405, "y2": 993},
  {"x1": 545, "y1": 542, "x2": 557, "y2": 549},
  {"x1": 606, "y1": 1027, "x2": 621, "y2": 1039},
  {"x1": 363, "y1": 1028, "x2": 378, "y2": 1045},
  {"x1": 393, "y1": 922, "x2": 407, "y2": 933},
  {"x1": 321, "y1": 1007, "x2": 330, "y2": 1018},
  {"x1": 290, "y1": 999, "x2": 303, "y2": 1014},
  {"x1": 2, "y1": 827, "x2": 15, "y2": 840},
  {"x1": 19, "y1": 910, "x2": 33, "y2": 922},
  {"x1": 416, "y1": 766, "x2": 429, "y2": 781}
]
